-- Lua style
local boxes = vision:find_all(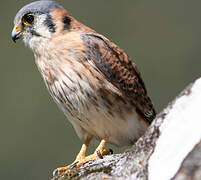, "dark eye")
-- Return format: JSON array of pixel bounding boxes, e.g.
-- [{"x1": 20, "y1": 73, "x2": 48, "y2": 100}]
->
[{"x1": 22, "y1": 14, "x2": 35, "y2": 26}]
